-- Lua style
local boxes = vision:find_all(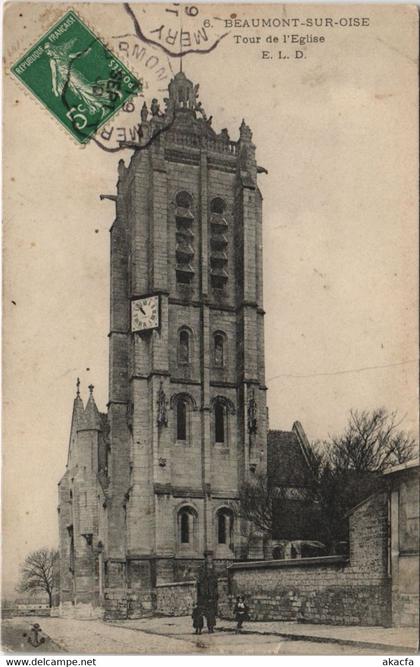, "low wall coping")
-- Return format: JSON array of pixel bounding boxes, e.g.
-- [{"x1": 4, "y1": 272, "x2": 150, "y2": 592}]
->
[
  {"x1": 156, "y1": 580, "x2": 196, "y2": 589},
  {"x1": 228, "y1": 555, "x2": 349, "y2": 571}
]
